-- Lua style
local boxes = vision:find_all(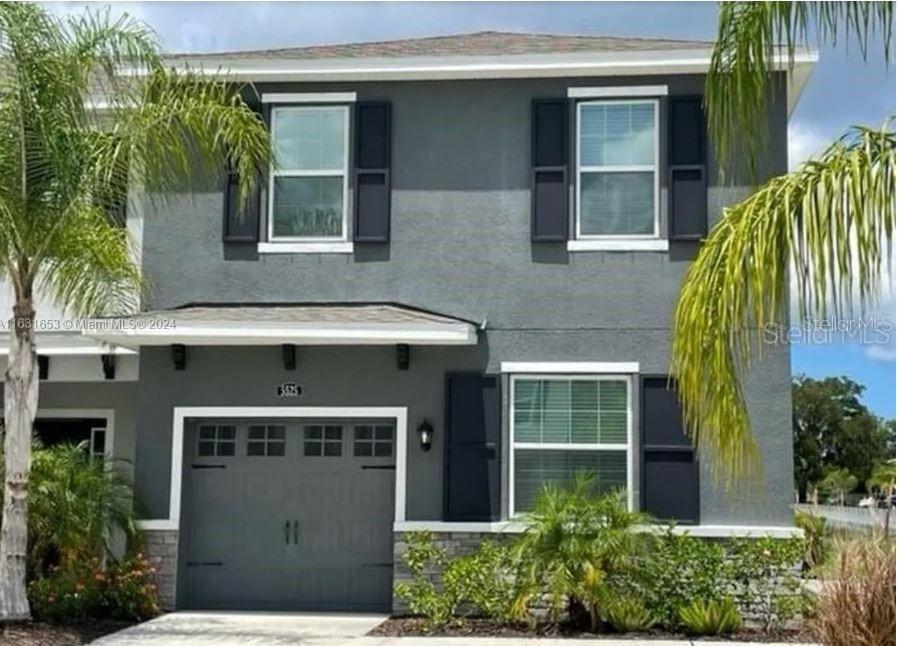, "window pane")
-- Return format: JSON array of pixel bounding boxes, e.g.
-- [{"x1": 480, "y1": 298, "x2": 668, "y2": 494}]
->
[
  {"x1": 198, "y1": 441, "x2": 215, "y2": 457},
  {"x1": 374, "y1": 442, "x2": 392, "y2": 457},
  {"x1": 354, "y1": 442, "x2": 373, "y2": 457},
  {"x1": 248, "y1": 425, "x2": 265, "y2": 440},
  {"x1": 580, "y1": 171, "x2": 654, "y2": 236},
  {"x1": 323, "y1": 442, "x2": 342, "y2": 457},
  {"x1": 304, "y1": 426, "x2": 322, "y2": 440},
  {"x1": 324, "y1": 426, "x2": 342, "y2": 440},
  {"x1": 374, "y1": 426, "x2": 393, "y2": 440},
  {"x1": 218, "y1": 426, "x2": 236, "y2": 440},
  {"x1": 268, "y1": 425, "x2": 286, "y2": 440},
  {"x1": 247, "y1": 441, "x2": 265, "y2": 456},
  {"x1": 268, "y1": 442, "x2": 285, "y2": 457},
  {"x1": 216, "y1": 442, "x2": 235, "y2": 457},
  {"x1": 273, "y1": 107, "x2": 345, "y2": 171},
  {"x1": 580, "y1": 103, "x2": 654, "y2": 167},
  {"x1": 513, "y1": 449, "x2": 627, "y2": 512},
  {"x1": 354, "y1": 426, "x2": 372, "y2": 440},
  {"x1": 272, "y1": 176, "x2": 343, "y2": 238},
  {"x1": 304, "y1": 442, "x2": 321, "y2": 456},
  {"x1": 199, "y1": 425, "x2": 216, "y2": 440}
]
